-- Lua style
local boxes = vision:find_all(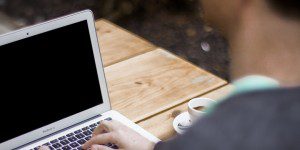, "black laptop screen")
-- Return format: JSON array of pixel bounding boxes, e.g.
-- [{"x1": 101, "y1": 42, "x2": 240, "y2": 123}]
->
[{"x1": 0, "y1": 20, "x2": 103, "y2": 143}]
